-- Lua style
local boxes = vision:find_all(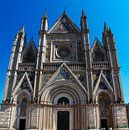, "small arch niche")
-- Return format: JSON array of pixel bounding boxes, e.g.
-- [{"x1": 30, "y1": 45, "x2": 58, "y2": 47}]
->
[{"x1": 57, "y1": 97, "x2": 70, "y2": 105}]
